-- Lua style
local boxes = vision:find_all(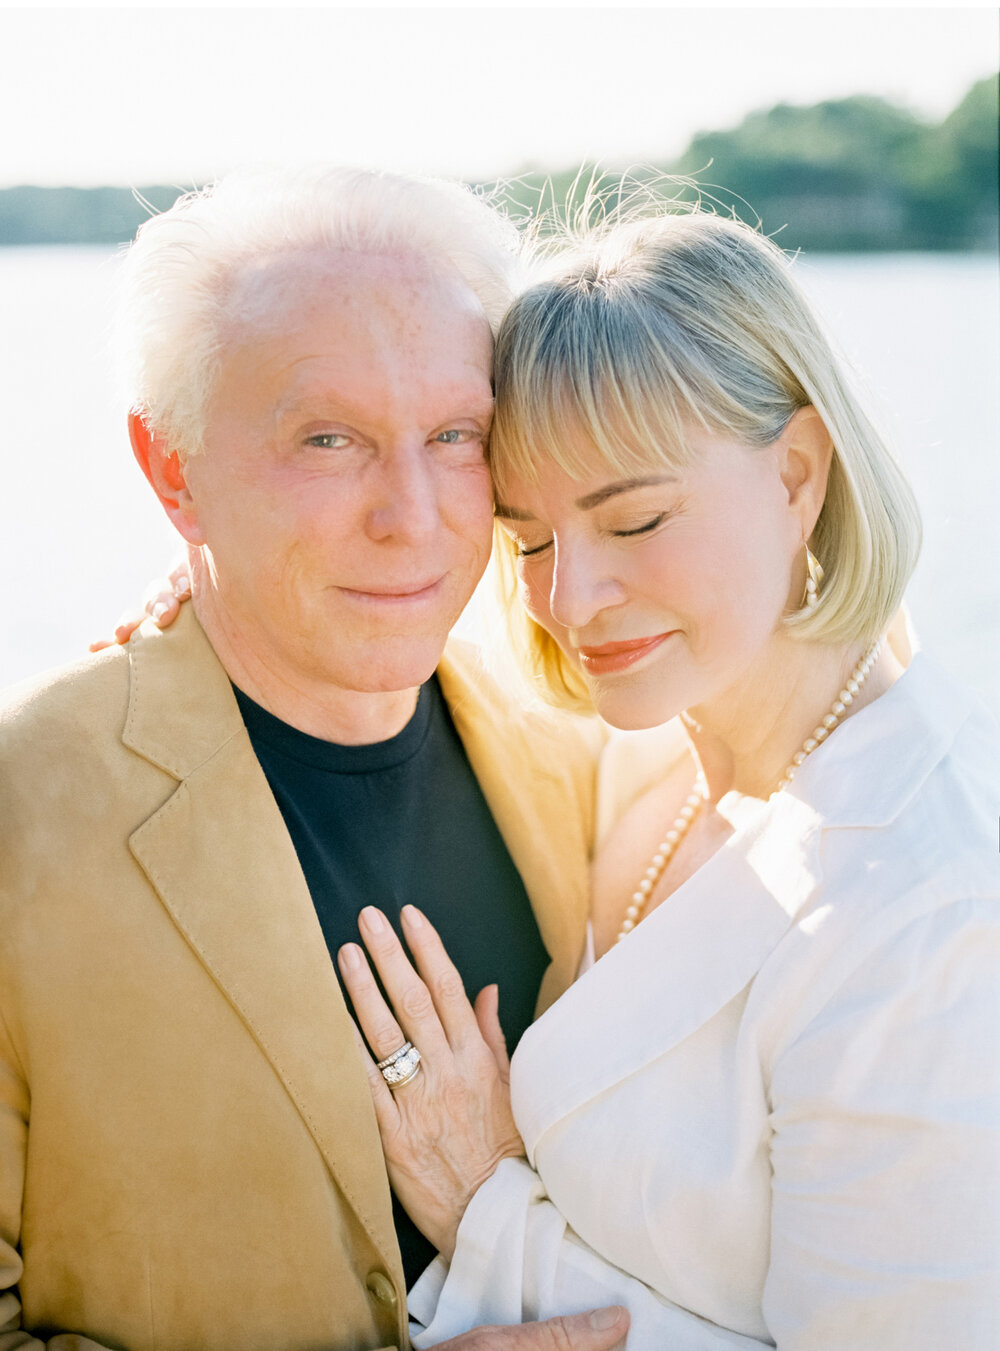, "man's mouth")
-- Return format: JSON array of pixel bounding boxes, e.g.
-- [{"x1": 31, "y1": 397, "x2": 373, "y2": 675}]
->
[{"x1": 339, "y1": 577, "x2": 446, "y2": 605}]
